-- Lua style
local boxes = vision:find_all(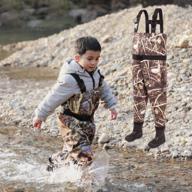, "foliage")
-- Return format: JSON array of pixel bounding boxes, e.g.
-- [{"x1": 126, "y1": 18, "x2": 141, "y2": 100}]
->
[
  {"x1": 0, "y1": 0, "x2": 71, "y2": 11},
  {"x1": 0, "y1": 0, "x2": 23, "y2": 10},
  {"x1": 0, "y1": 0, "x2": 191, "y2": 12}
]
